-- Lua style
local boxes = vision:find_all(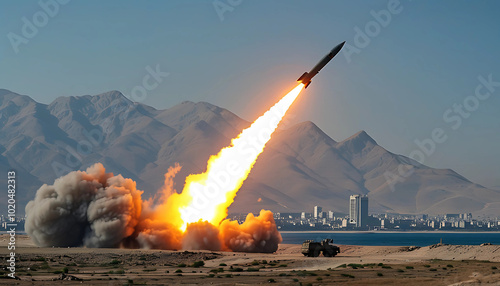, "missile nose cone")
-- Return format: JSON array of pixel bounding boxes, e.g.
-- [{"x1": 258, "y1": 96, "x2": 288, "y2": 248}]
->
[{"x1": 330, "y1": 41, "x2": 346, "y2": 55}]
